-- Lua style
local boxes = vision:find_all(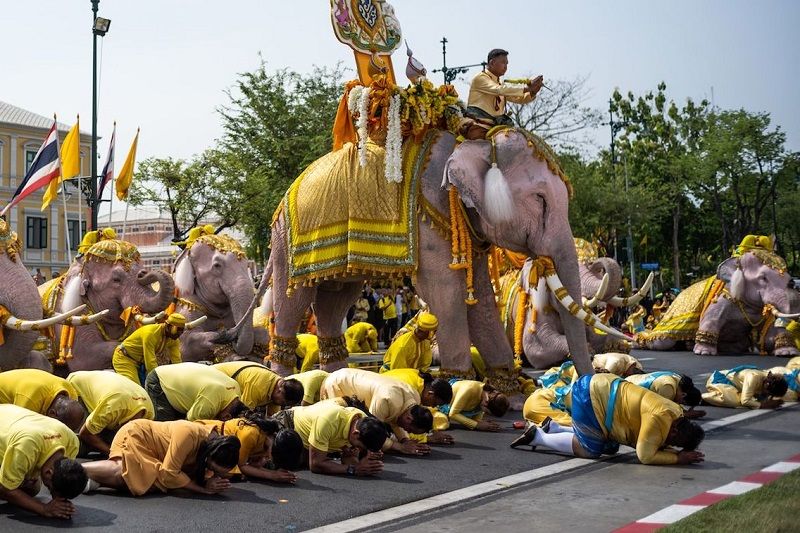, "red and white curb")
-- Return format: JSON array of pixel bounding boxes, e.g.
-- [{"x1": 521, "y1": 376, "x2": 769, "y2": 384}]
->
[{"x1": 615, "y1": 453, "x2": 800, "y2": 532}]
